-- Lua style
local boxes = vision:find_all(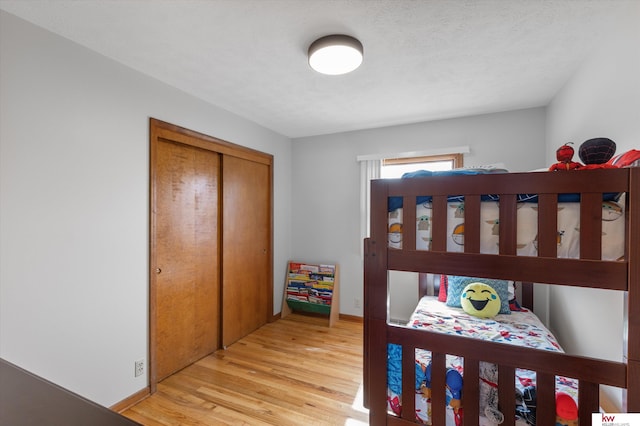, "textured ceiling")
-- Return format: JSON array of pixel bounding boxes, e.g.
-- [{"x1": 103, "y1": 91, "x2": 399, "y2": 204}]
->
[{"x1": 0, "y1": 0, "x2": 629, "y2": 138}]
